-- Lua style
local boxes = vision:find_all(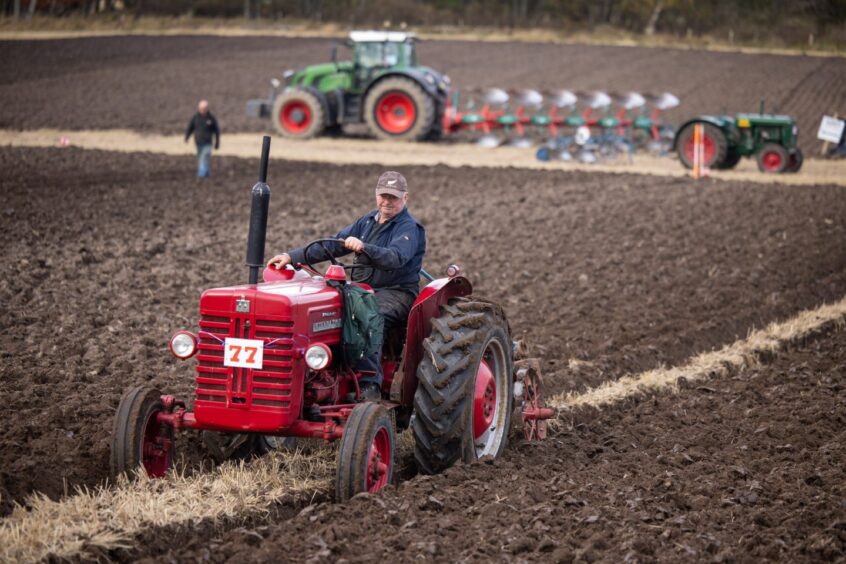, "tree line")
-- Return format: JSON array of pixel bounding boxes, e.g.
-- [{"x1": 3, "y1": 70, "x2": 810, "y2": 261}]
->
[{"x1": 4, "y1": 0, "x2": 845, "y2": 47}]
